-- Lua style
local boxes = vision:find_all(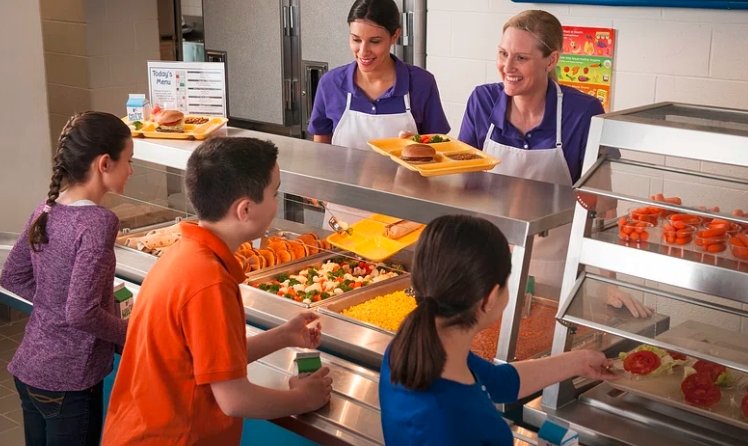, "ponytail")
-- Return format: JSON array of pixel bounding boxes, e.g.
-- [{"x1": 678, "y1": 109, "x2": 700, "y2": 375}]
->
[
  {"x1": 29, "y1": 119, "x2": 74, "y2": 252},
  {"x1": 389, "y1": 296, "x2": 446, "y2": 391}
]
